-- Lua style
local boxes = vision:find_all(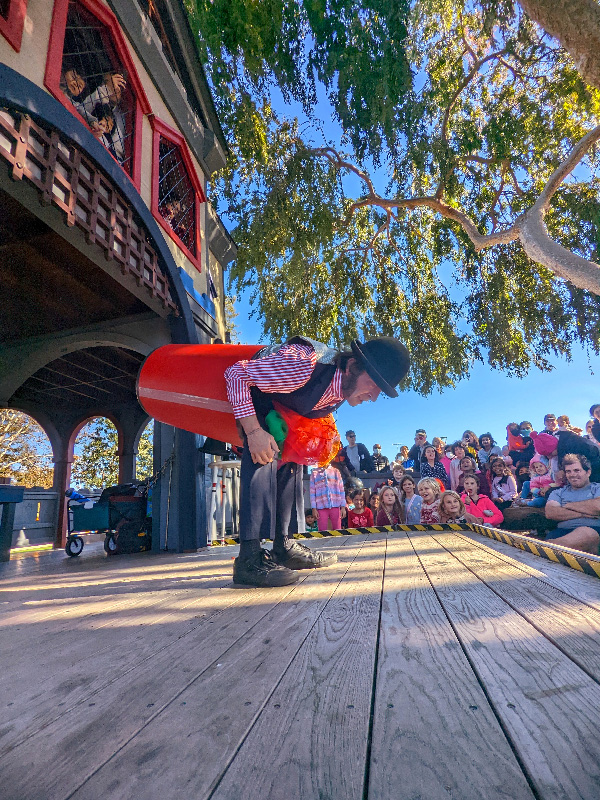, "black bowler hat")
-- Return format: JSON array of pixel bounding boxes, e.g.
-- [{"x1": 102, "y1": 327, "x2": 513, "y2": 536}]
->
[{"x1": 350, "y1": 337, "x2": 410, "y2": 398}]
